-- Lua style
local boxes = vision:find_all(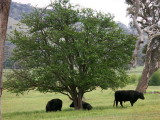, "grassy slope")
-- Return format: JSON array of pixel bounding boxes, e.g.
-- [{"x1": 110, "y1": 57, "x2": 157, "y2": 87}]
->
[{"x1": 2, "y1": 67, "x2": 160, "y2": 120}]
